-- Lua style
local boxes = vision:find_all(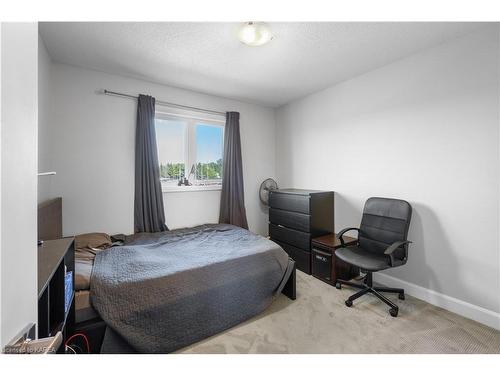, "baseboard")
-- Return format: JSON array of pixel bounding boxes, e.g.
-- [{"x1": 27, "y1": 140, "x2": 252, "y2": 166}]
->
[{"x1": 373, "y1": 273, "x2": 500, "y2": 331}]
